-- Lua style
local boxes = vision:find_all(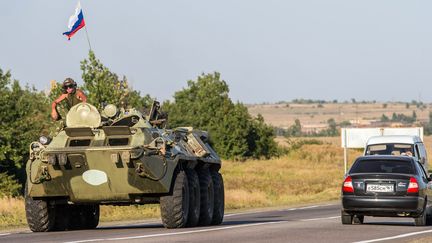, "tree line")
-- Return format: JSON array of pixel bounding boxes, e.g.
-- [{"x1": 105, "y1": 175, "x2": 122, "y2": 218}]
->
[
  {"x1": 0, "y1": 51, "x2": 279, "y2": 196},
  {"x1": 275, "y1": 118, "x2": 341, "y2": 137}
]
